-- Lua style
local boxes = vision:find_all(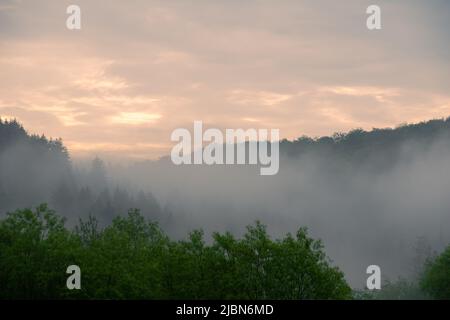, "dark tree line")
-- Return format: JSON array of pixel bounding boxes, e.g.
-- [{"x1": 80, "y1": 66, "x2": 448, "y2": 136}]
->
[
  {"x1": 0, "y1": 119, "x2": 162, "y2": 225},
  {"x1": 280, "y1": 117, "x2": 450, "y2": 170},
  {"x1": 4, "y1": 117, "x2": 450, "y2": 224}
]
